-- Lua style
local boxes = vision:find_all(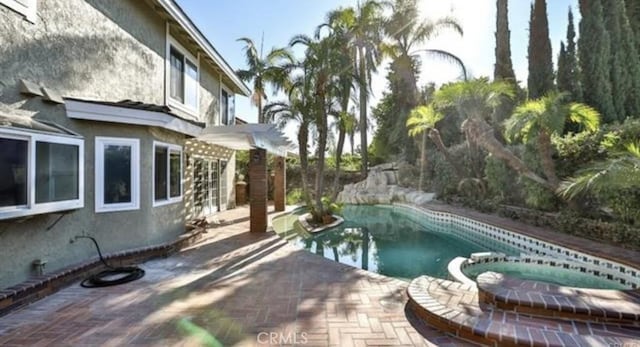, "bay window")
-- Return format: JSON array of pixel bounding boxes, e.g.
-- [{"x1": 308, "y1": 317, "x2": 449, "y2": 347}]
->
[
  {"x1": 153, "y1": 142, "x2": 182, "y2": 206},
  {"x1": 95, "y1": 137, "x2": 139, "y2": 213},
  {"x1": 0, "y1": 129, "x2": 83, "y2": 220}
]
